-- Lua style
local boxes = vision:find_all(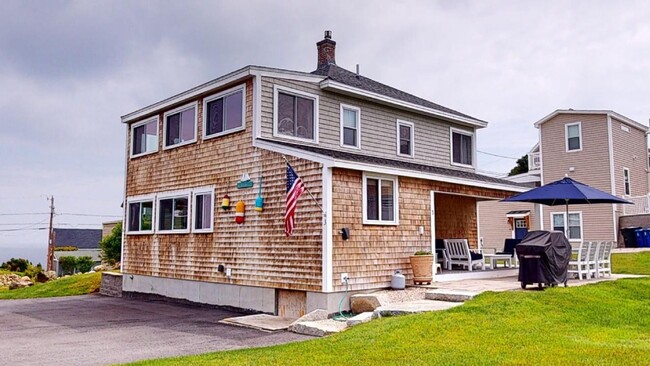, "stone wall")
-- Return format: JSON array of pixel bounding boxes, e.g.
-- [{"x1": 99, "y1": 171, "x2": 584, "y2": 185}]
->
[{"x1": 100, "y1": 272, "x2": 123, "y2": 297}]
